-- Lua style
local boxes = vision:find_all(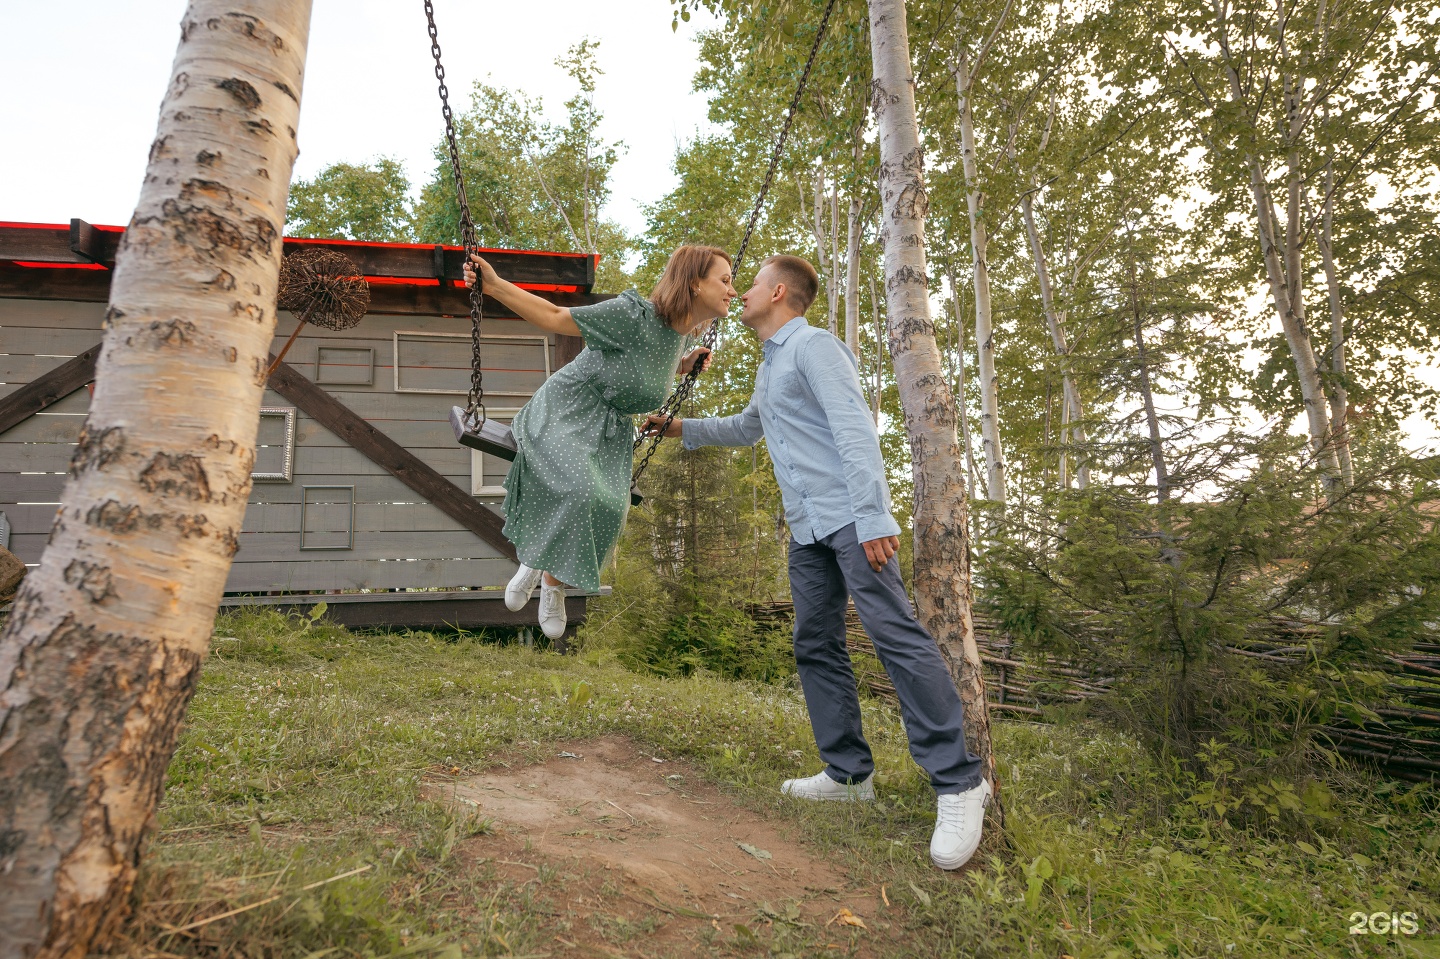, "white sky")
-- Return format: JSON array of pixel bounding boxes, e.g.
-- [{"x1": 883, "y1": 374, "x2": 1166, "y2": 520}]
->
[{"x1": 0, "y1": 0, "x2": 720, "y2": 238}]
